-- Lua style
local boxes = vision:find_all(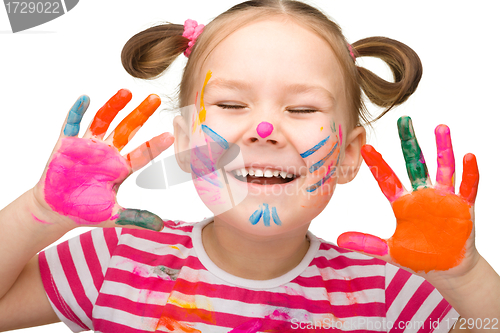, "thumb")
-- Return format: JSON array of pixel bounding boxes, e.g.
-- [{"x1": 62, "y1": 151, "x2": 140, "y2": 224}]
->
[
  {"x1": 337, "y1": 232, "x2": 392, "y2": 262},
  {"x1": 101, "y1": 206, "x2": 164, "y2": 231}
]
